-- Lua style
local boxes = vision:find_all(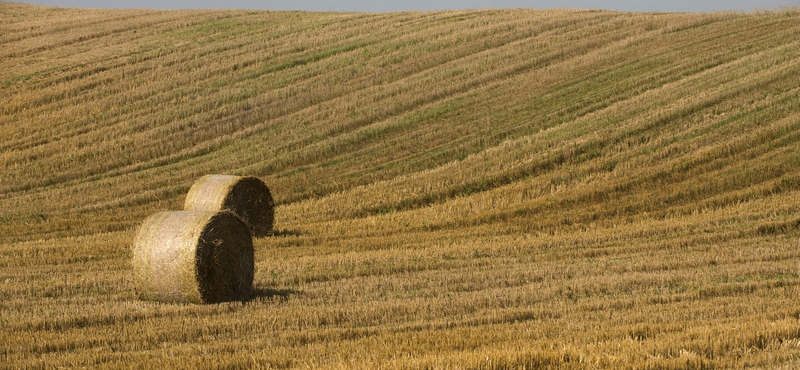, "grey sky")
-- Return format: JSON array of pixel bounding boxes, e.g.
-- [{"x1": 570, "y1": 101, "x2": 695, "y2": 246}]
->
[{"x1": 10, "y1": 0, "x2": 800, "y2": 12}]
